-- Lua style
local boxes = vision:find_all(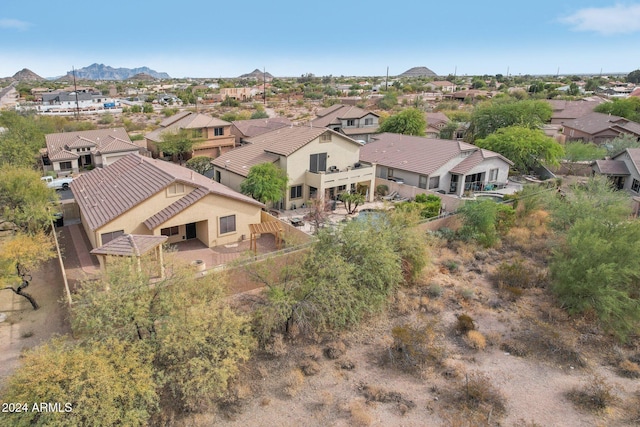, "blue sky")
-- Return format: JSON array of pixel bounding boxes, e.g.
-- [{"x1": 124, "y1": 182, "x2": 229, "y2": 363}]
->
[{"x1": 1, "y1": 1, "x2": 639, "y2": 78}]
